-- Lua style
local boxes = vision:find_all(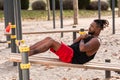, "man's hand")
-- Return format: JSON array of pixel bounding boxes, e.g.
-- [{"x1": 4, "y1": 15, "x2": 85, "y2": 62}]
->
[
  {"x1": 80, "y1": 33, "x2": 88, "y2": 39},
  {"x1": 73, "y1": 33, "x2": 88, "y2": 43}
]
